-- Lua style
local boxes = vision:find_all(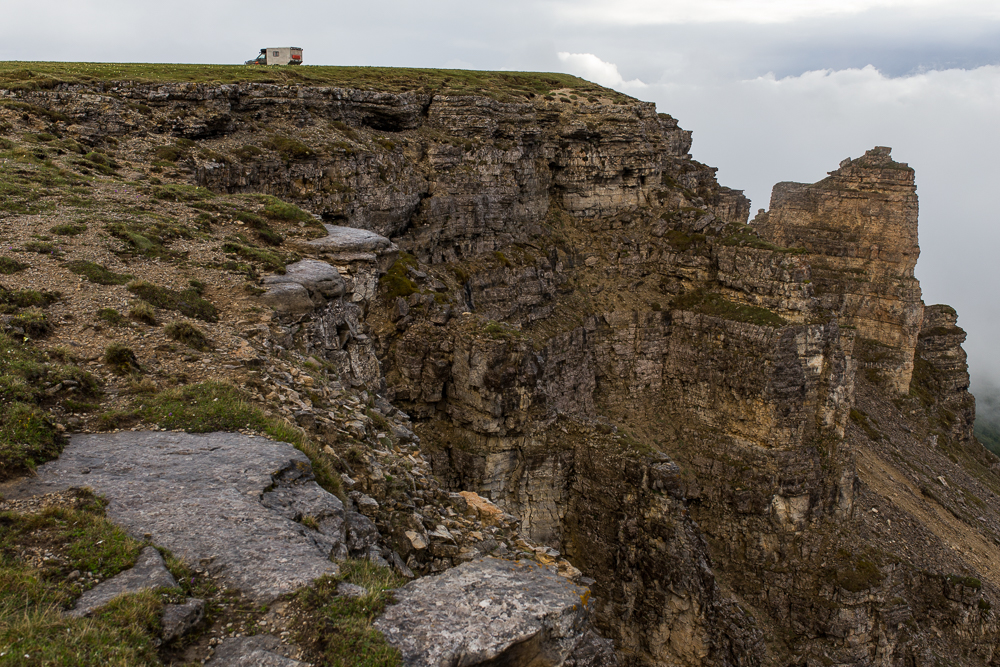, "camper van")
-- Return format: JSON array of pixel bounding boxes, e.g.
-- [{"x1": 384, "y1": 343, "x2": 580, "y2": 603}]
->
[{"x1": 245, "y1": 47, "x2": 303, "y2": 66}]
